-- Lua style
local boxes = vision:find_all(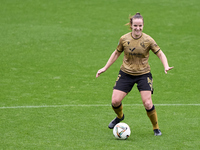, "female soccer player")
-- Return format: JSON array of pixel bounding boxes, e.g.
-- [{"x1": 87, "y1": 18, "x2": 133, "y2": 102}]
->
[{"x1": 96, "y1": 12, "x2": 173, "y2": 136}]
